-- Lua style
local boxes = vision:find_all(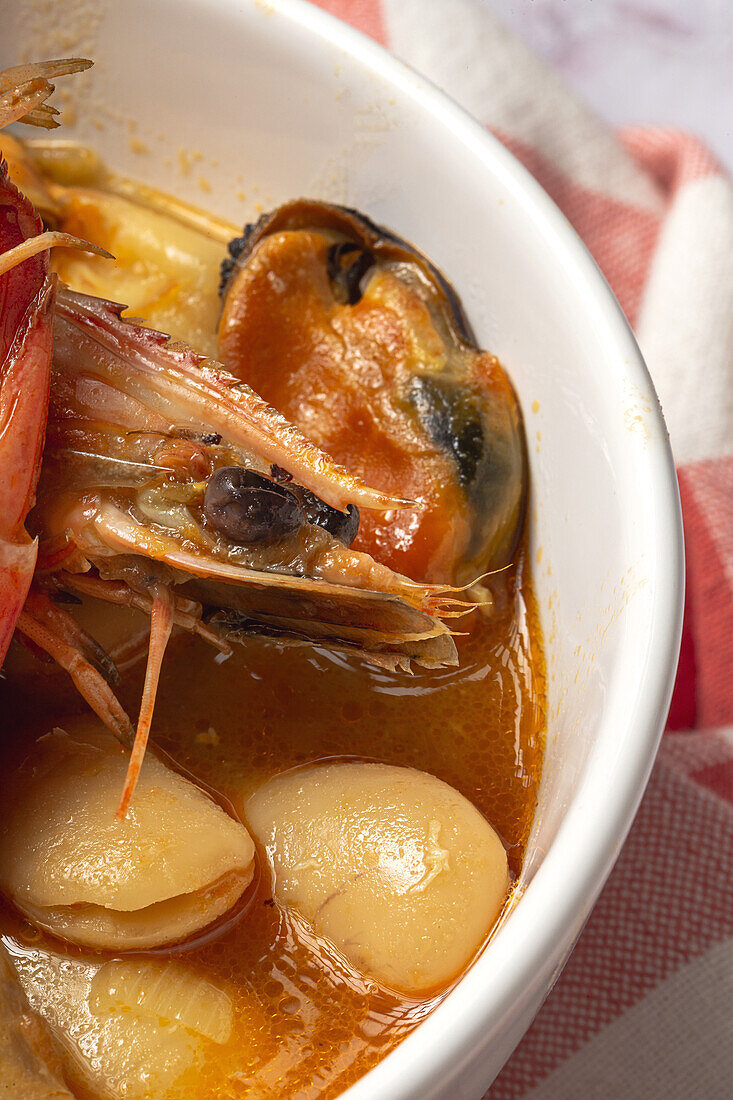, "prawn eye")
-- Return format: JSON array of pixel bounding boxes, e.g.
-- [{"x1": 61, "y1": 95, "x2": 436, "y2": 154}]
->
[
  {"x1": 268, "y1": 465, "x2": 360, "y2": 546},
  {"x1": 203, "y1": 467, "x2": 304, "y2": 545},
  {"x1": 302, "y1": 496, "x2": 359, "y2": 546}
]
